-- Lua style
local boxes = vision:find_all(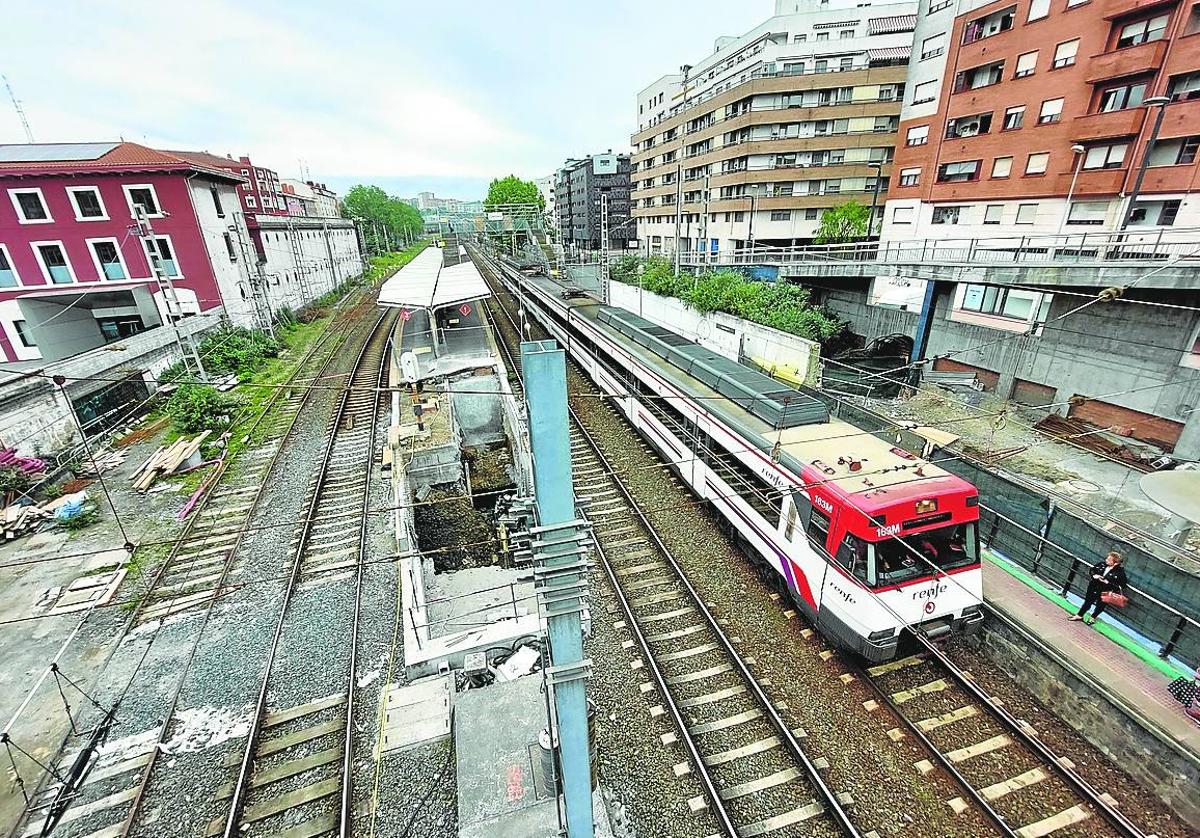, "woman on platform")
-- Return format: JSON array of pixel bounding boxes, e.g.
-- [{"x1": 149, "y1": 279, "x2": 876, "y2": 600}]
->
[{"x1": 1068, "y1": 551, "x2": 1127, "y2": 626}]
